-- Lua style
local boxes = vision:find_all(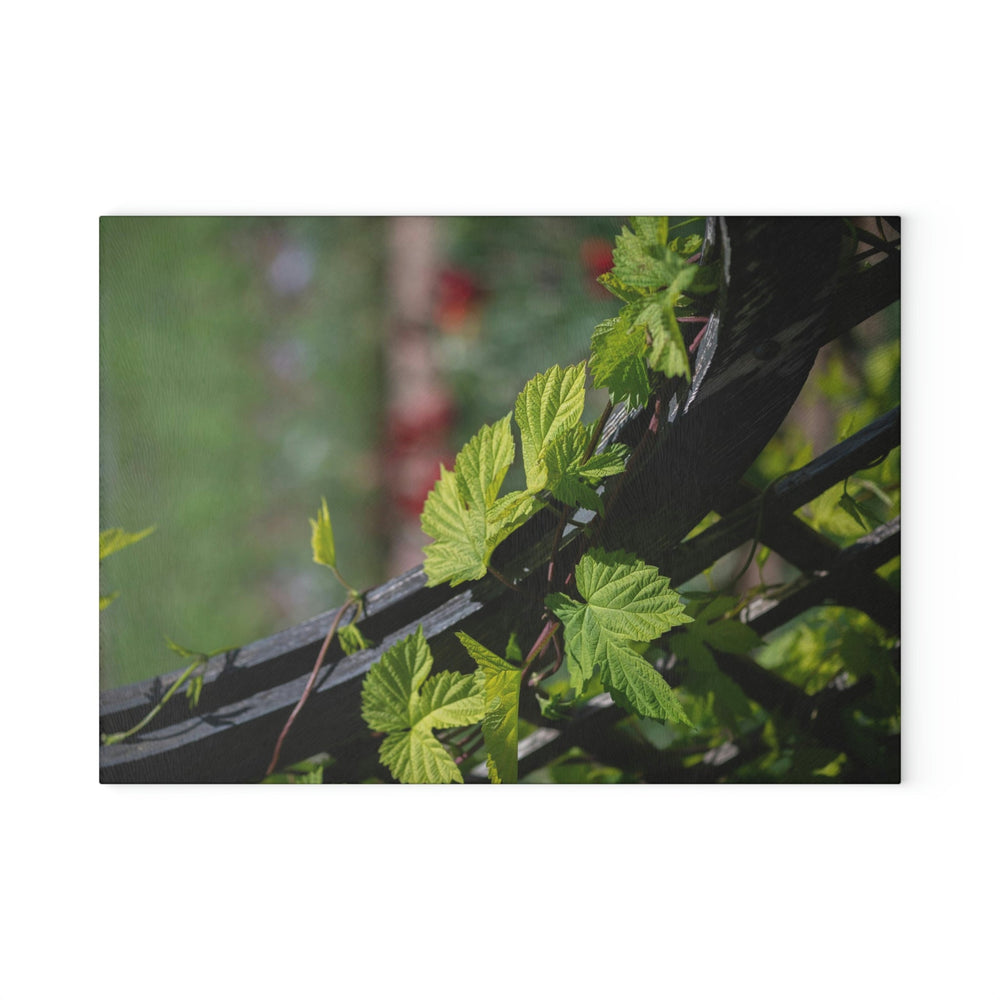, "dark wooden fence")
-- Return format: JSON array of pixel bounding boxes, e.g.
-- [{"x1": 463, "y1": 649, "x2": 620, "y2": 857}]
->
[{"x1": 99, "y1": 217, "x2": 901, "y2": 783}]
